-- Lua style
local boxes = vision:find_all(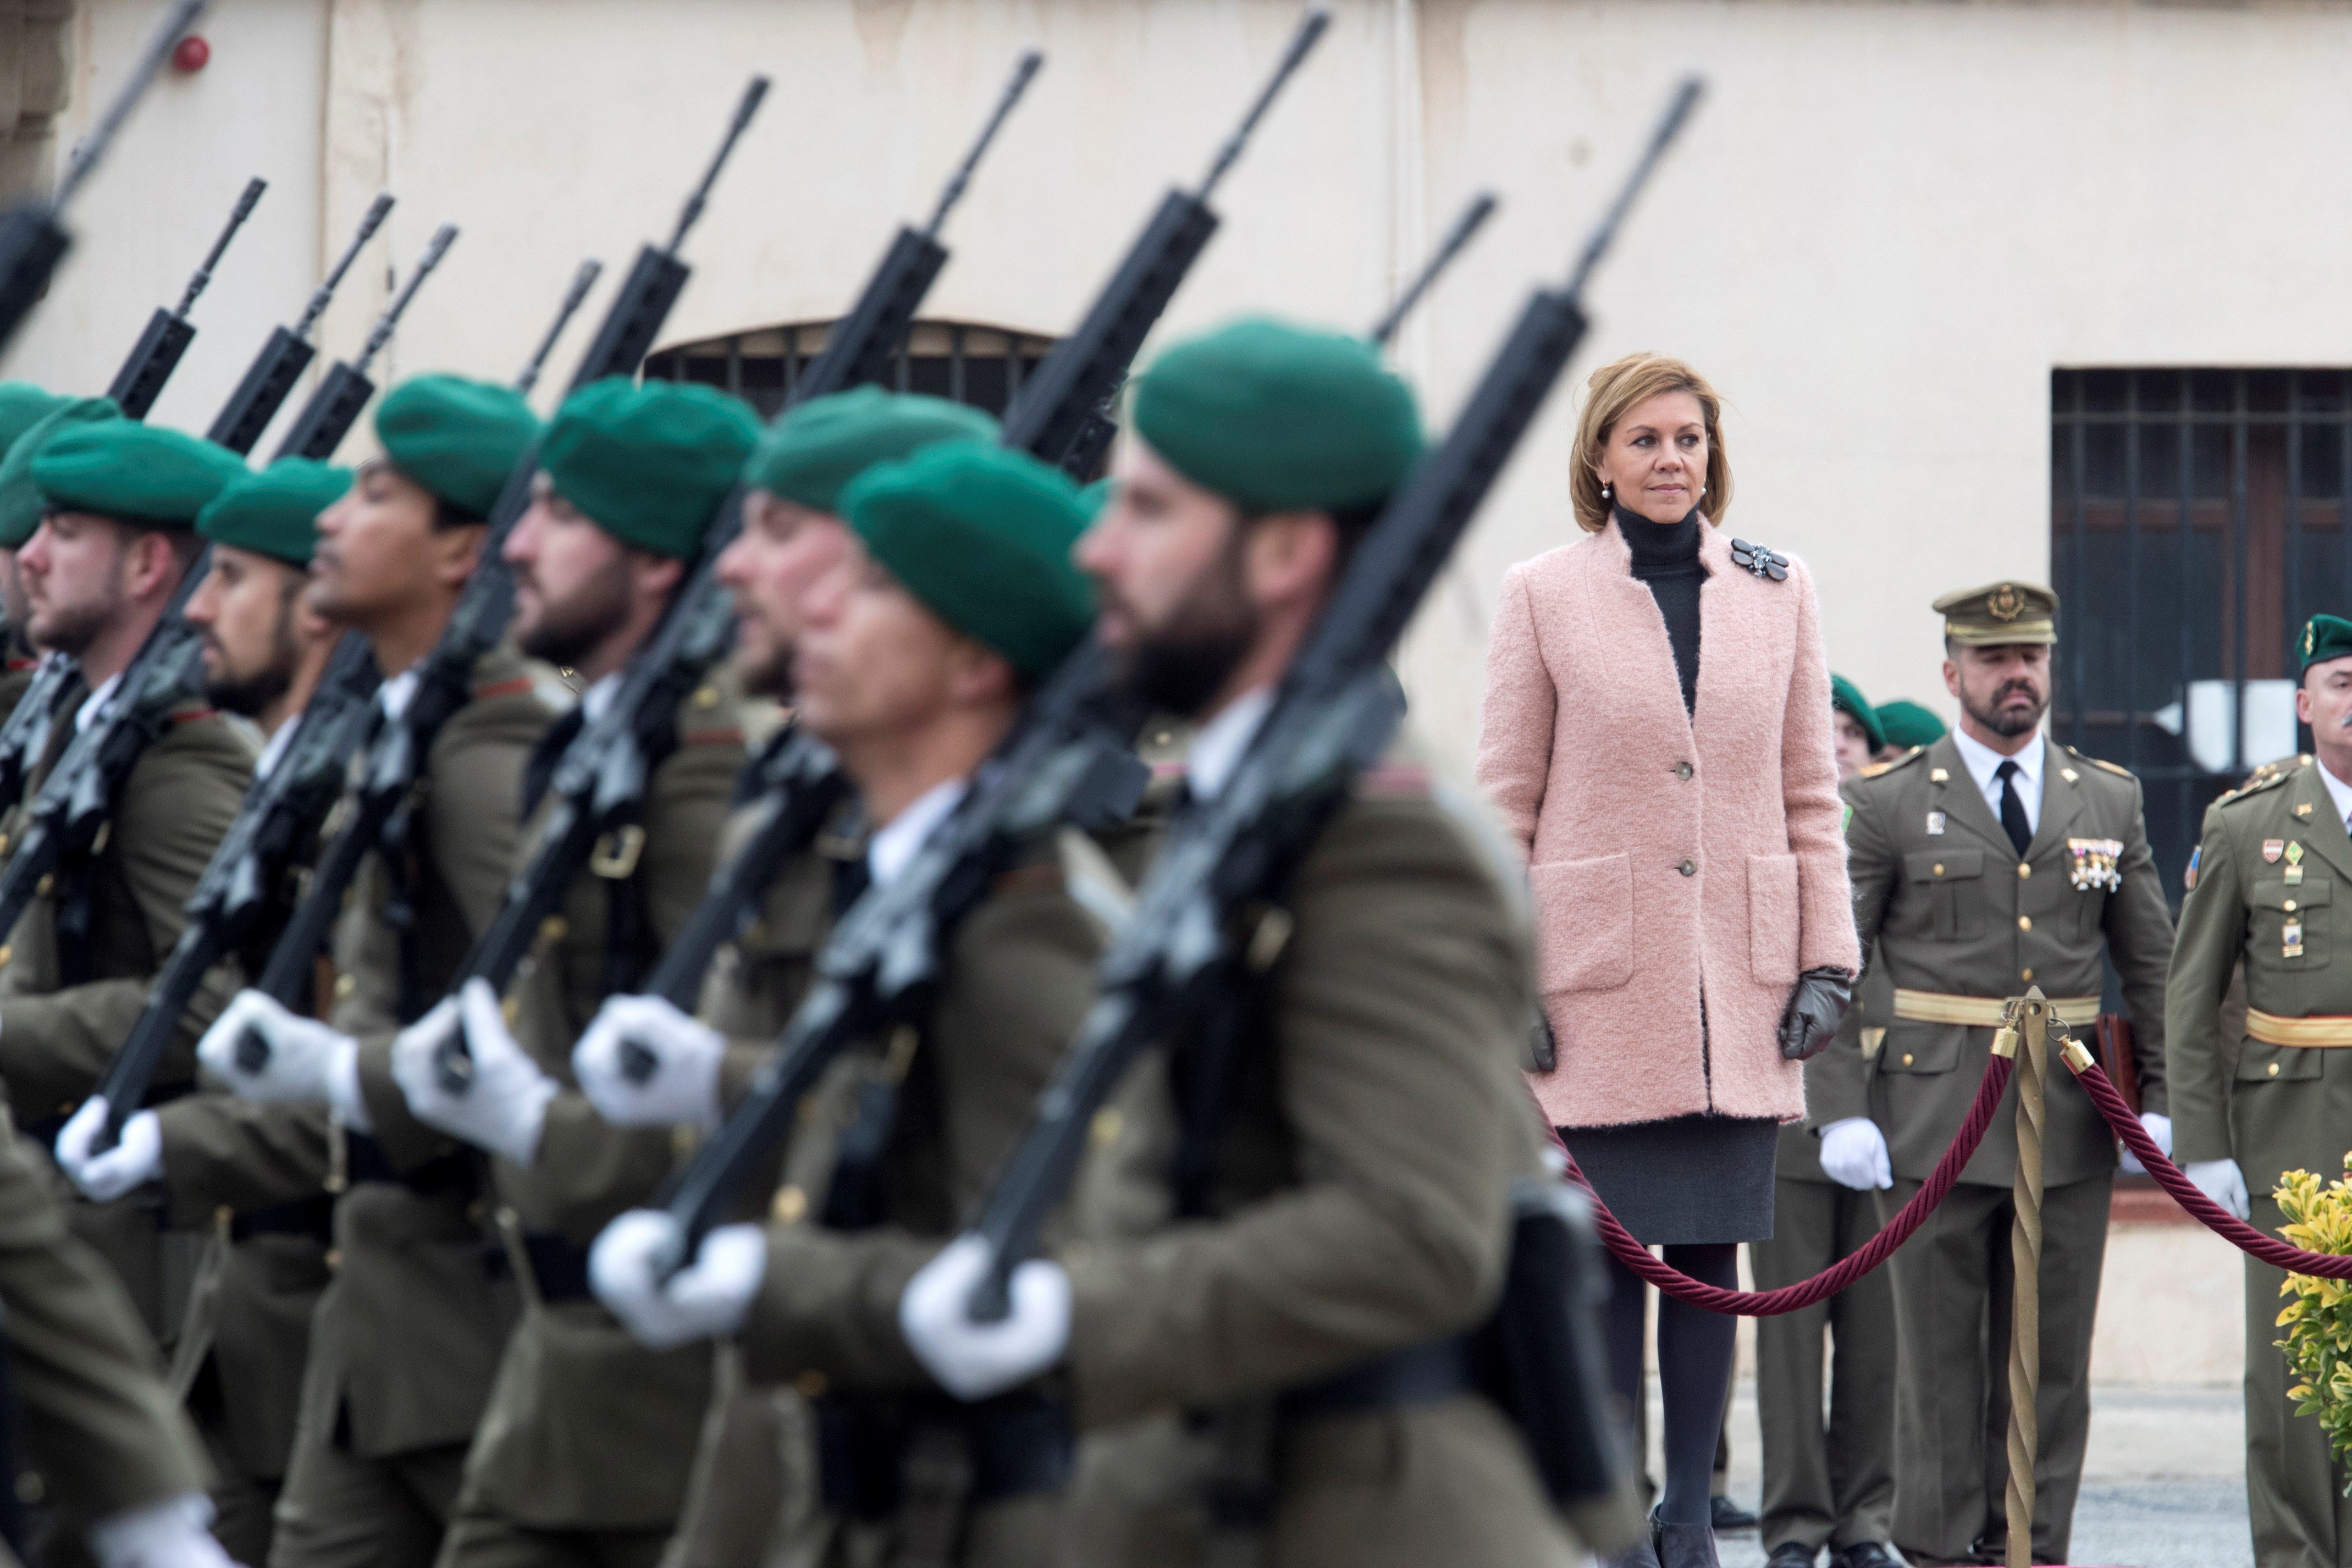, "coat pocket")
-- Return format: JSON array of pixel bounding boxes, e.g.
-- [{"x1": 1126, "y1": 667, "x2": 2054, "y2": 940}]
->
[
  {"x1": 1875, "y1": 1019, "x2": 1965, "y2": 1076},
  {"x1": 1529, "y1": 852, "x2": 1635, "y2": 993},
  {"x1": 1748, "y1": 854, "x2": 1802, "y2": 984}
]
